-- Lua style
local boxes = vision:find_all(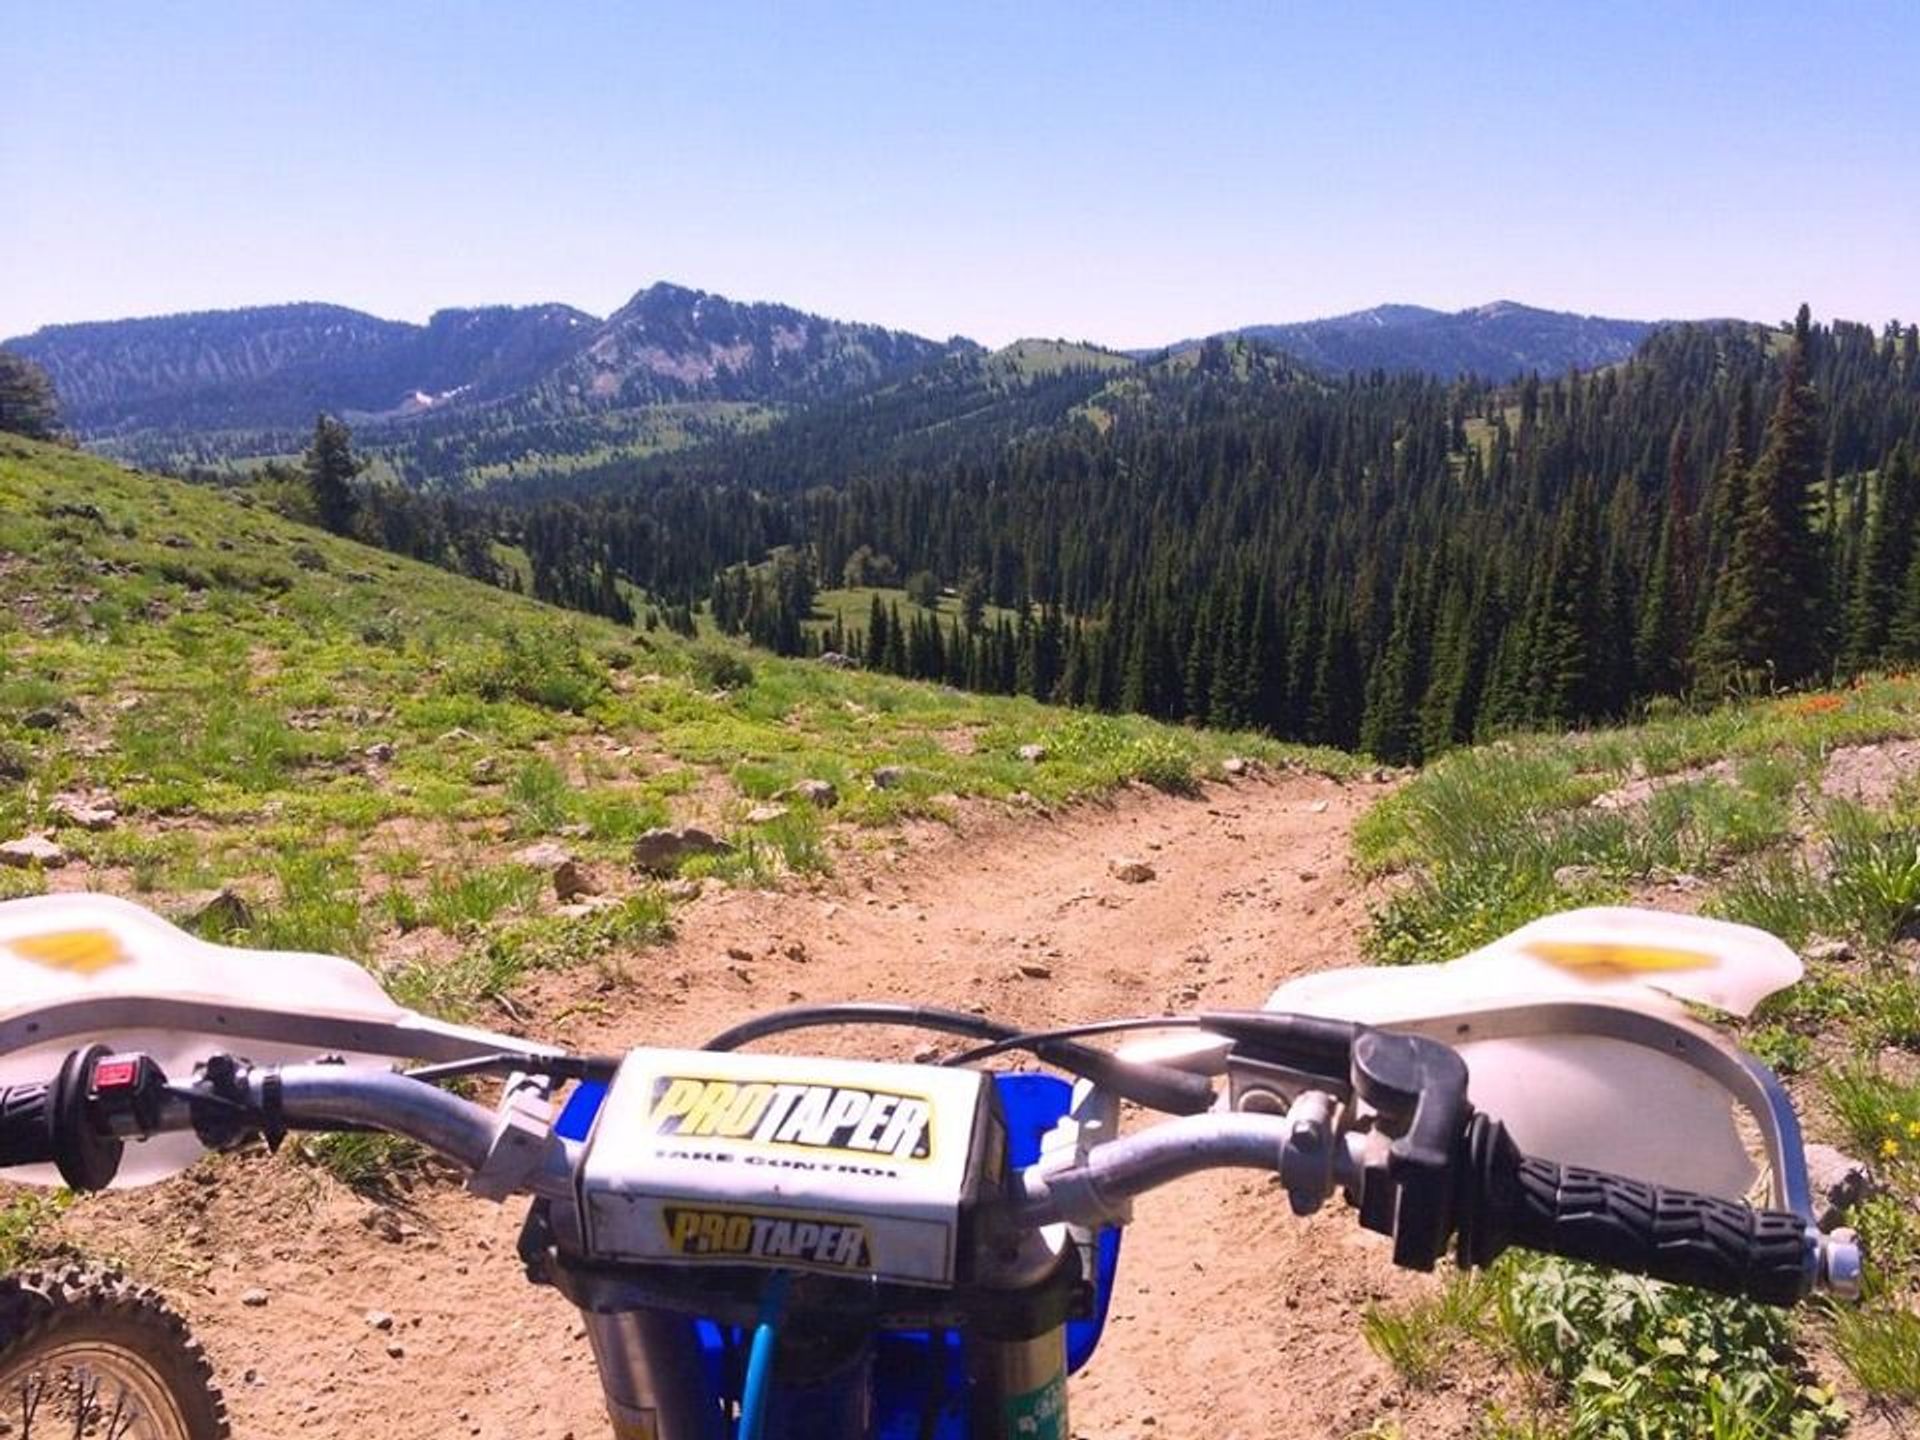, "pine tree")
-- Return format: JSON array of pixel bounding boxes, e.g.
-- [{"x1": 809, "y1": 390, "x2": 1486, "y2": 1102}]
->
[
  {"x1": 1360, "y1": 553, "x2": 1427, "y2": 762},
  {"x1": 0, "y1": 352, "x2": 60, "y2": 441},
  {"x1": 866, "y1": 596, "x2": 889, "y2": 667},
  {"x1": 958, "y1": 570, "x2": 988, "y2": 635},
  {"x1": 1698, "y1": 308, "x2": 1828, "y2": 691},
  {"x1": 1308, "y1": 604, "x2": 1363, "y2": 749},
  {"x1": 1529, "y1": 481, "x2": 1604, "y2": 724},
  {"x1": 1635, "y1": 422, "x2": 1697, "y2": 696},
  {"x1": 883, "y1": 603, "x2": 909, "y2": 674},
  {"x1": 304, "y1": 414, "x2": 363, "y2": 536},
  {"x1": 1699, "y1": 385, "x2": 1755, "y2": 624},
  {"x1": 1843, "y1": 442, "x2": 1917, "y2": 671}
]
